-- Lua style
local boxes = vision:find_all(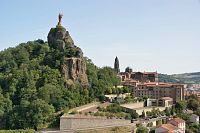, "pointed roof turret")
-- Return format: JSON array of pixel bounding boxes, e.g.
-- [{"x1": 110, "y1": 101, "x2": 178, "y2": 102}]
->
[{"x1": 114, "y1": 56, "x2": 120, "y2": 73}]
